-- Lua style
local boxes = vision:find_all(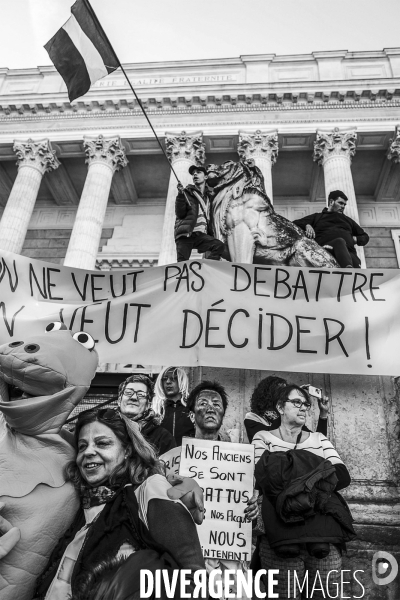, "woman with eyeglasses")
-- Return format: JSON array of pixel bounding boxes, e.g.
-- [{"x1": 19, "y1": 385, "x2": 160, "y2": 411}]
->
[
  {"x1": 118, "y1": 374, "x2": 176, "y2": 455},
  {"x1": 244, "y1": 375, "x2": 329, "y2": 443},
  {"x1": 252, "y1": 385, "x2": 355, "y2": 600},
  {"x1": 34, "y1": 408, "x2": 205, "y2": 600}
]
